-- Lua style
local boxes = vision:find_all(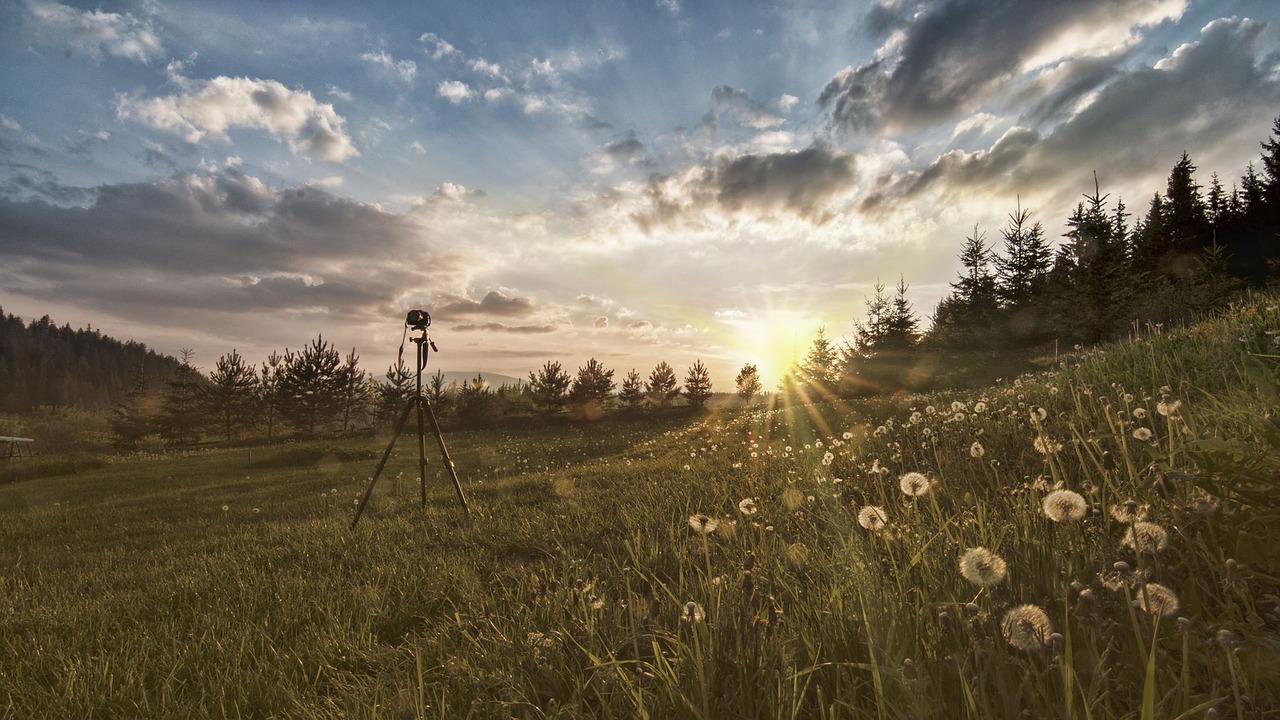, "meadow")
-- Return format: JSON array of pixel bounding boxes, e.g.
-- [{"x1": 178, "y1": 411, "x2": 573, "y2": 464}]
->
[{"x1": 2, "y1": 297, "x2": 1279, "y2": 719}]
